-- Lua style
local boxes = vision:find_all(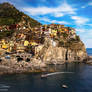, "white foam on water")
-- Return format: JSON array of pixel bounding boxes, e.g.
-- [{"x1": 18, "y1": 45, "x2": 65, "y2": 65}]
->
[
  {"x1": 0, "y1": 84, "x2": 10, "y2": 91},
  {"x1": 1, "y1": 86, "x2": 10, "y2": 88},
  {"x1": 46, "y1": 72, "x2": 74, "y2": 76}
]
